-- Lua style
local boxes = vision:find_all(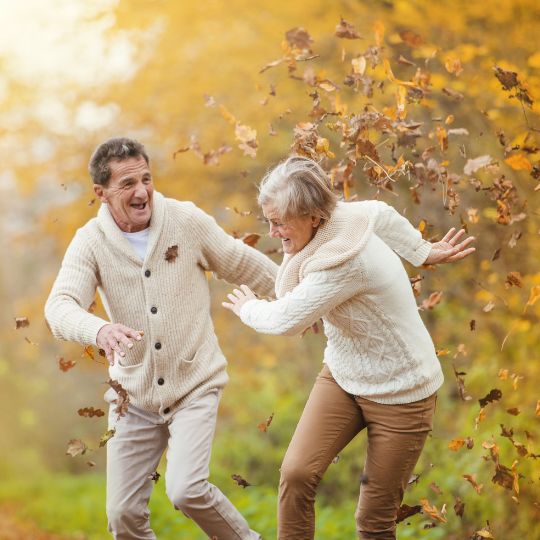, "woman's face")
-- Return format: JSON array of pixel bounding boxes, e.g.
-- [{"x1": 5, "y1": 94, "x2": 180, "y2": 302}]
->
[{"x1": 262, "y1": 204, "x2": 321, "y2": 255}]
